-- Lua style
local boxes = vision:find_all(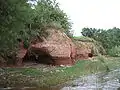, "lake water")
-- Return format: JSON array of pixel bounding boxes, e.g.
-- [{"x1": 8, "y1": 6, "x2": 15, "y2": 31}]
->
[{"x1": 1, "y1": 69, "x2": 120, "y2": 90}]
